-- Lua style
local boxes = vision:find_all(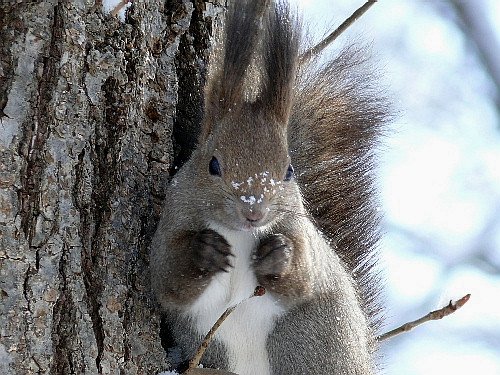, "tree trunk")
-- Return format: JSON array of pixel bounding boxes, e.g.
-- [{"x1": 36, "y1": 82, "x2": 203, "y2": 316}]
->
[{"x1": 0, "y1": 1, "x2": 219, "y2": 373}]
